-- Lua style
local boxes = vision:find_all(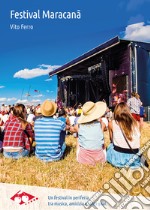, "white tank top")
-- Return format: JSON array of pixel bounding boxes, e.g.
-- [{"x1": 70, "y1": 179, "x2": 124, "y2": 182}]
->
[{"x1": 112, "y1": 120, "x2": 140, "y2": 149}]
